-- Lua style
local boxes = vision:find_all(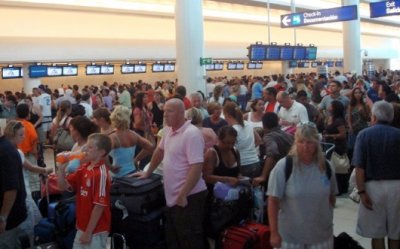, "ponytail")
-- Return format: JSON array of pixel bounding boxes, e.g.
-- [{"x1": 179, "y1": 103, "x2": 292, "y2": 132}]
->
[{"x1": 223, "y1": 102, "x2": 244, "y2": 126}]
